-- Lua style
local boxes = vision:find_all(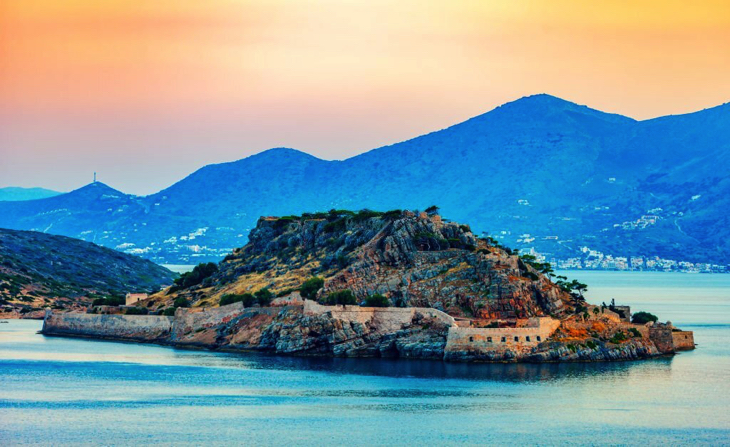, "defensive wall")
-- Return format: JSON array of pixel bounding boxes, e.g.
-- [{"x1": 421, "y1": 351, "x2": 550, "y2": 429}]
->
[
  {"x1": 42, "y1": 311, "x2": 173, "y2": 341},
  {"x1": 671, "y1": 330, "x2": 695, "y2": 351},
  {"x1": 445, "y1": 317, "x2": 561, "y2": 355},
  {"x1": 303, "y1": 300, "x2": 456, "y2": 331}
]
